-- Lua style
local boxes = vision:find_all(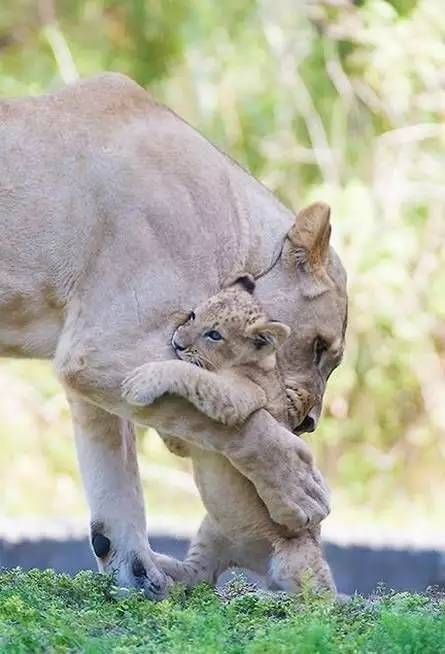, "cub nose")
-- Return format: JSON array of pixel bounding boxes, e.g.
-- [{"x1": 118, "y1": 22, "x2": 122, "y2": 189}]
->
[{"x1": 172, "y1": 340, "x2": 185, "y2": 352}]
